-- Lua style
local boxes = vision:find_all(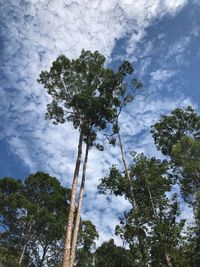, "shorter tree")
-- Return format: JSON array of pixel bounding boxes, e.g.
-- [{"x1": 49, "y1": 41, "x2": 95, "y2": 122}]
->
[
  {"x1": 94, "y1": 239, "x2": 136, "y2": 267},
  {"x1": 99, "y1": 153, "x2": 184, "y2": 266},
  {"x1": 0, "y1": 172, "x2": 70, "y2": 267}
]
